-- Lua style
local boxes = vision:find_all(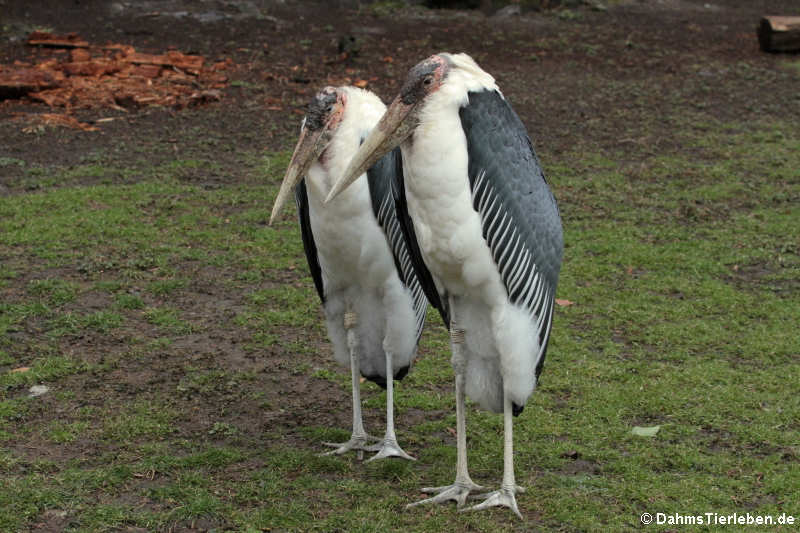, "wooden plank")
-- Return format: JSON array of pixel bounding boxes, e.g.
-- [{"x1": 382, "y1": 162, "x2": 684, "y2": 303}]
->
[
  {"x1": 0, "y1": 68, "x2": 61, "y2": 100},
  {"x1": 27, "y1": 31, "x2": 89, "y2": 48},
  {"x1": 758, "y1": 16, "x2": 800, "y2": 53}
]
